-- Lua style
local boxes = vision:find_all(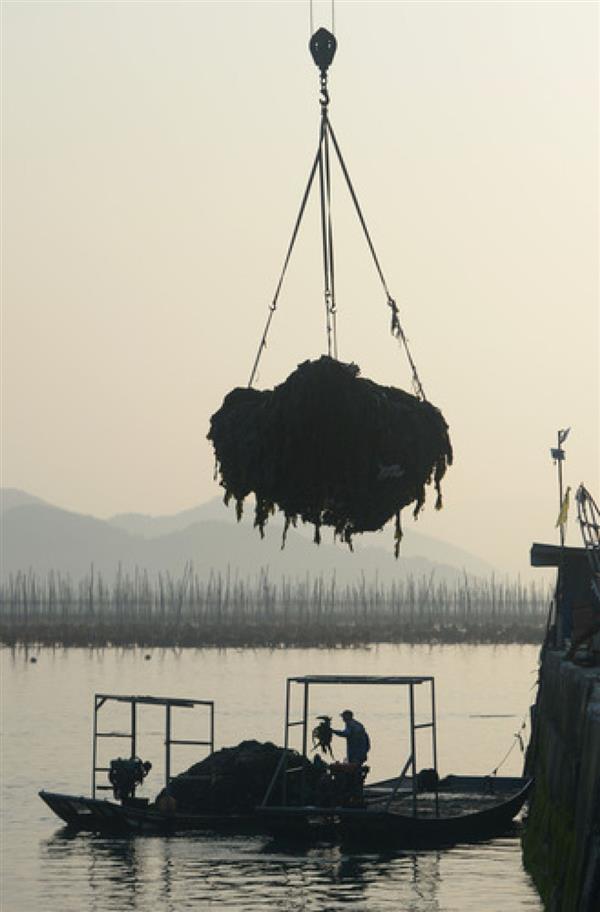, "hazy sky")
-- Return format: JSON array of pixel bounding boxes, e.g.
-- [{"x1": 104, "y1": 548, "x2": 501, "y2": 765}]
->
[{"x1": 2, "y1": 0, "x2": 598, "y2": 573}]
